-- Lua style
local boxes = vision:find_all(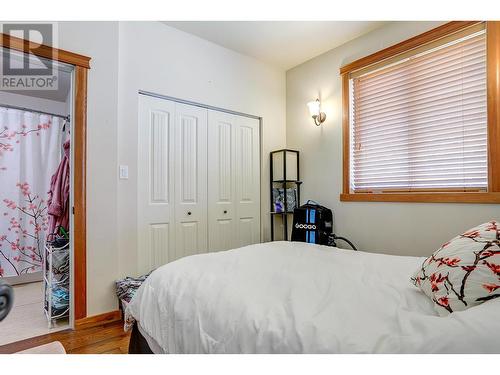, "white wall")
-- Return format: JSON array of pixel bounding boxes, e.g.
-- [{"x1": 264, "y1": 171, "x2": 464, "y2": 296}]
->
[
  {"x1": 116, "y1": 22, "x2": 286, "y2": 279},
  {"x1": 2, "y1": 22, "x2": 121, "y2": 316},
  {"x1": 286, "y1": 21, "x2": 500, "y2": 257},
  {"x1": 57, "y1": 22, "x2": 120, "y2": 315},
  {"x1": 49, "y1": 21, "x2": 285, "y2": 316},
  {"x1": 0, "y1": 91, "x2": 69, "y2": 117}
]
